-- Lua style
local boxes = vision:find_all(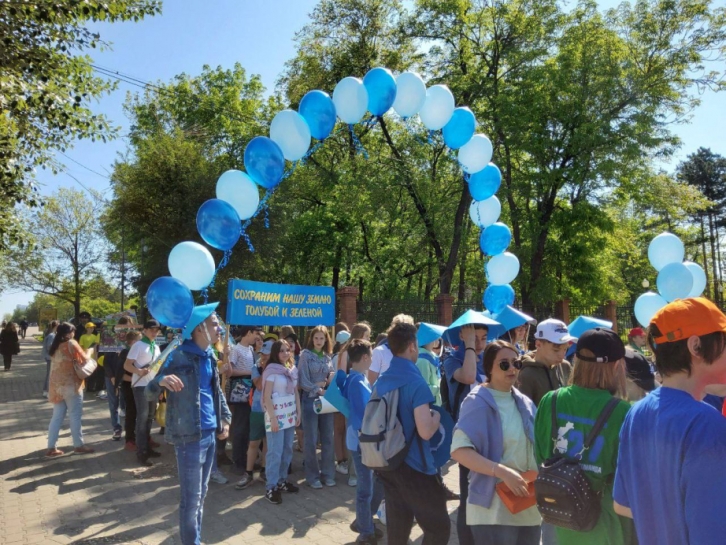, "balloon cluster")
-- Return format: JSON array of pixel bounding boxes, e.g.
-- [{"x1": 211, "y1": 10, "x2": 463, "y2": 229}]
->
[
  {"x1": 633, "y1": 232, "x2": 708, "y2": 327},
  {"x1": 145, "y1": 67, "x2": 520, "y2": 327}
]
